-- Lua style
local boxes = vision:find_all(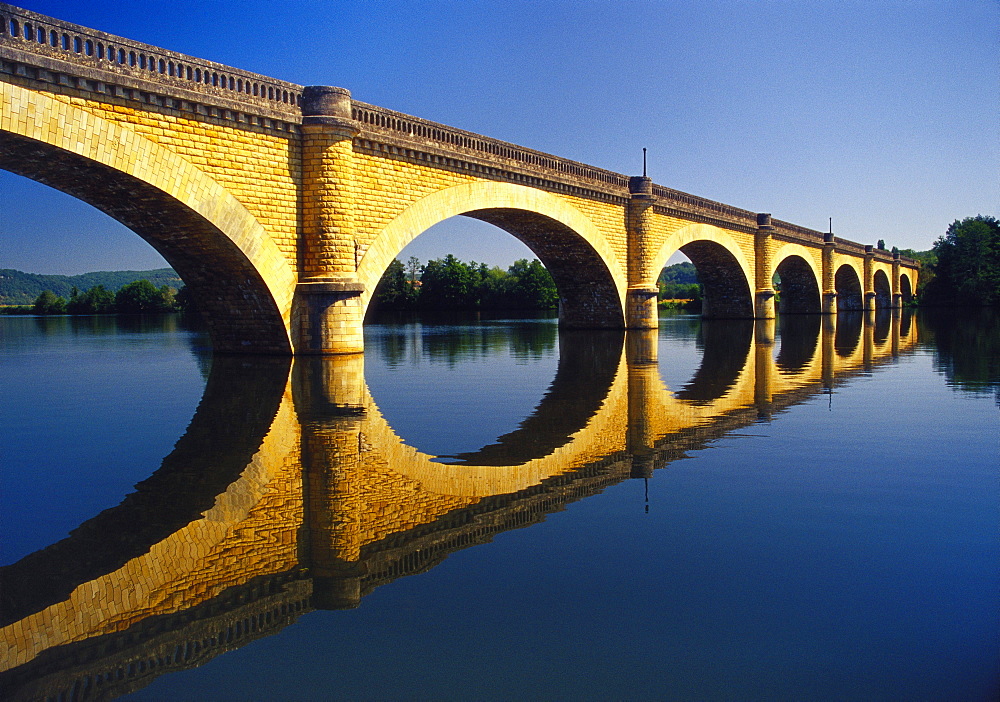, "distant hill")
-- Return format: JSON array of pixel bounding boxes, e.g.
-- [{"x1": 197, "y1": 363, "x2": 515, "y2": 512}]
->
[
  {"x1": 0, "y1": 268, "x2": 182, "y2": 305},
  {"x1": 658, "y1": 262, "x2": 699, "y2": 285}
]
